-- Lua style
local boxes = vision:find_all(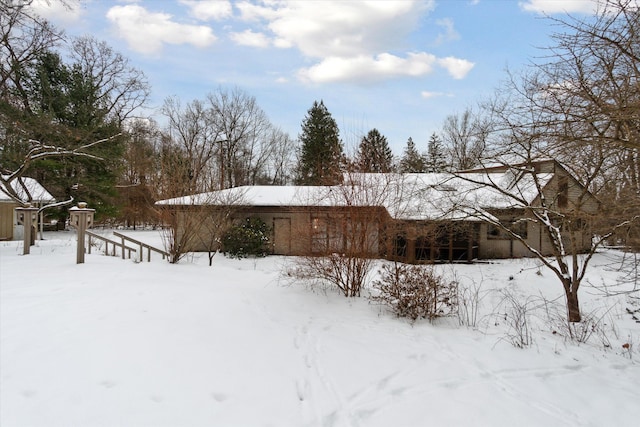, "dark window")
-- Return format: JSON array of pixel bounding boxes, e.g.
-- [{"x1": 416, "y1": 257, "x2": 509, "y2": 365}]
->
[
  {"x1": 311, "y1": 215, "x2": 344, "y2": 253},
  {"x1": 487, "y1": 219, "x2": 528, "y2": 240},
  {"x1": 558, "y1": 176, "x2": 568, "y2": 208},
  {"x1": 393, "y1": 234, "x2": 407, "y2": 258},
  {"x1": 415, "y1": 236, "x2": 431, "y2": 260}
]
